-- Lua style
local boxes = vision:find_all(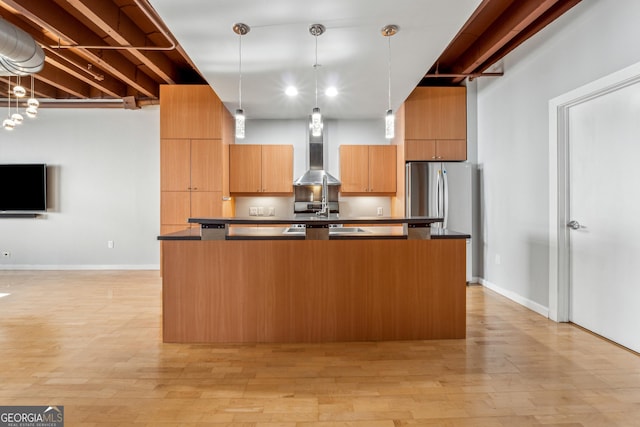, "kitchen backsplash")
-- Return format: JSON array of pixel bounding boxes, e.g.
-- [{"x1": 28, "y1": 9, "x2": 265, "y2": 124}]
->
[{"x1": 235, "y1": 196, "x2": 391, "y2": 218}]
